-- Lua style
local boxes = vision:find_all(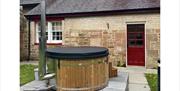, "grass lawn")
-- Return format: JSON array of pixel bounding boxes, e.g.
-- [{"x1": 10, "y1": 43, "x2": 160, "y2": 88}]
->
[
  {"x1": 20, "y1": 64, "x2": 37, "y2": 85},
  {"x1": 145, "y1": 73, "x2": 158, "y2": 91}
]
